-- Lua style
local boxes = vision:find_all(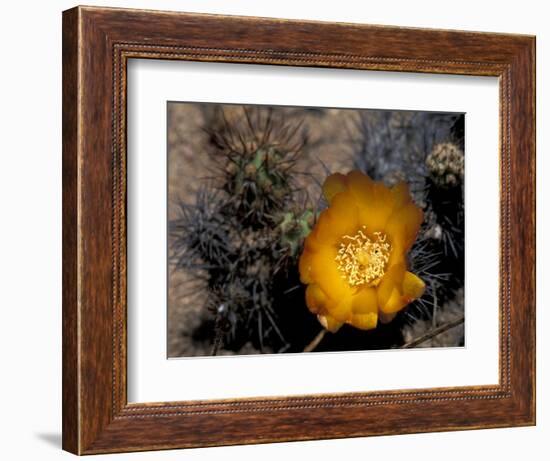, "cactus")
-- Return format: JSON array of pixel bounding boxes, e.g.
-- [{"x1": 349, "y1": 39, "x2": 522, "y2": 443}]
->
[
  {"x1": 278, "y1": 209, "x2": 315, "y2": 257},
  {"x1": 170, "y1": 107, "x2": 312, "y2": 354},
  {"x1": 426, "y1": 142, "x2": 464, "y2": 188}
]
